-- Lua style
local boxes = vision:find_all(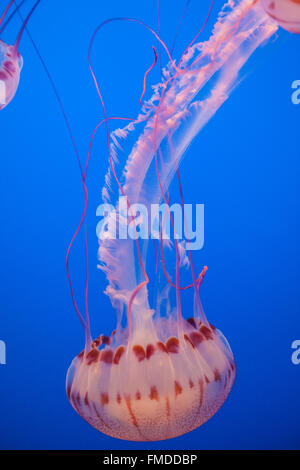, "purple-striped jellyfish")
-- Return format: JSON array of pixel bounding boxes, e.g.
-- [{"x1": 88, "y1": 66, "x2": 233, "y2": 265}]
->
[
  {"x1": 261, "y1": 0, "x2": 300, "y2": 33},
  {"x1": 0, "y1": 0, "x2": 40, "y2": 110},
  {"x1": 66, "y1": 0, "x2": 296, "y2": 441}
]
